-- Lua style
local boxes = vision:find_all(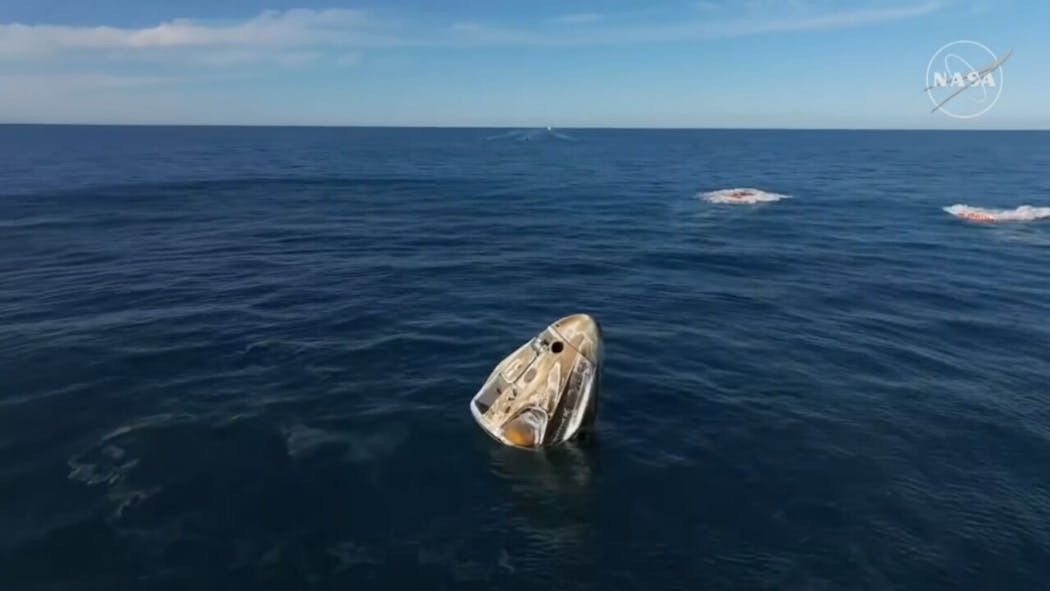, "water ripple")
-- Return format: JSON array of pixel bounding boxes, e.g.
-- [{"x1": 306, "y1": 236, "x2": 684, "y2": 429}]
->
[{"x1": 1, "y1": 128, "x2": 1049, "y2": 589}]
